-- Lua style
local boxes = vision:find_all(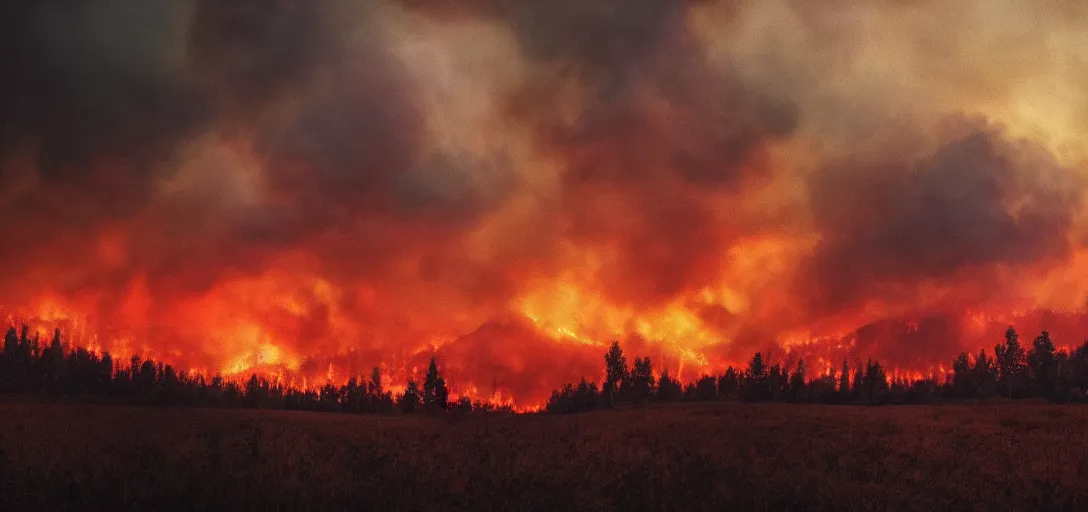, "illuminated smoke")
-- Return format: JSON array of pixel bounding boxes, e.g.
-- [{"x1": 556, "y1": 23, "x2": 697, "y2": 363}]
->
[{"x1": 1, "y1": 0, "x2": 1086, "y2": 406}]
